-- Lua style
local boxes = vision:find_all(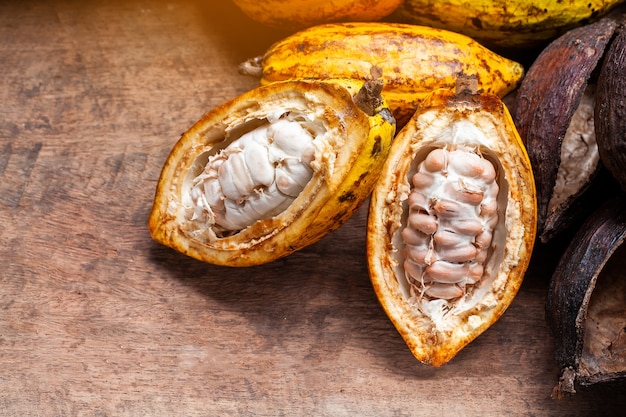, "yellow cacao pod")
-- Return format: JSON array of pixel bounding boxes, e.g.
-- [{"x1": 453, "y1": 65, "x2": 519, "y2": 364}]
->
[
  {"x1": 148, "y1": 78, "x2": 395, "y2": 267},
  {"x1": 366, "y1": 81, "x2": 537, "y2": 366},
  {"x1": 239, "y1": 22, "x2": 524, "y2": 127},
  {"x1": 391, "y1": 0, "x2": 626, "y2": 49},
  {"x1": 231, "y1": 0, "x2": 404, "y2": 28}
]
